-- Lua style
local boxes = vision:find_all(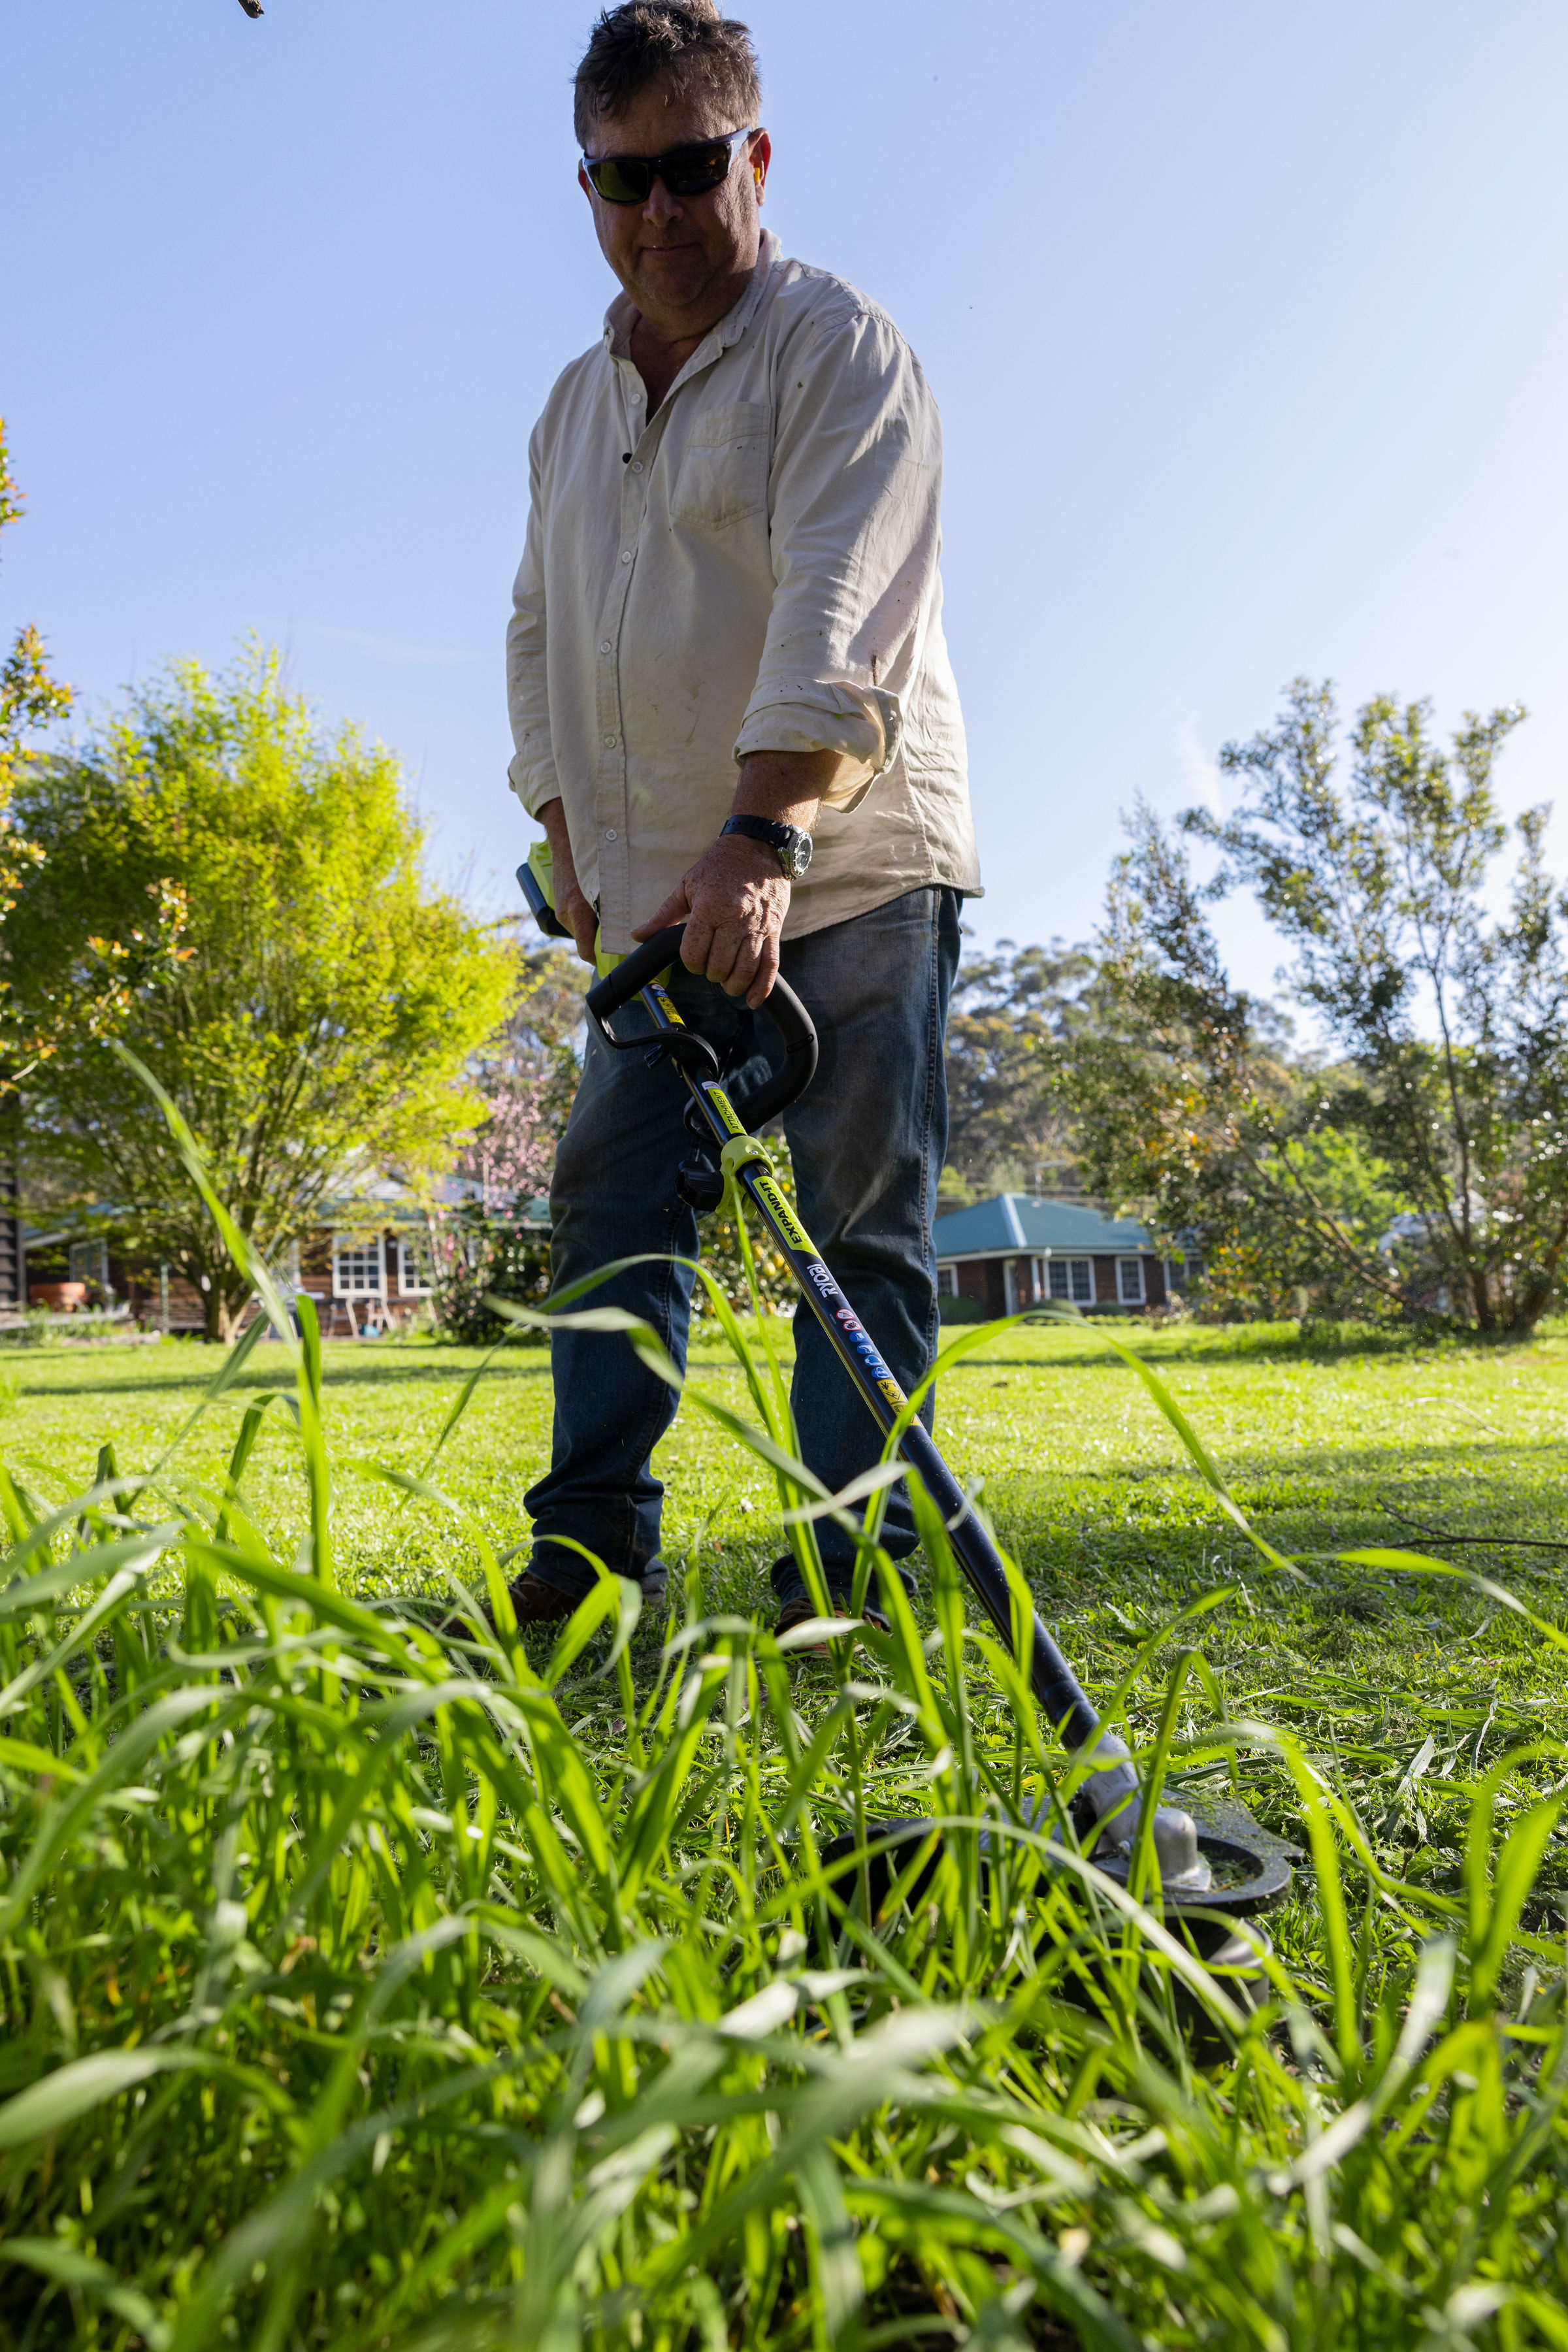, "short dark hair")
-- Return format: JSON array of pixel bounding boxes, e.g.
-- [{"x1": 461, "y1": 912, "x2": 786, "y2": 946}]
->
[{"x1": 573, "y1": 3, "x2": 761, "y2": 148}]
